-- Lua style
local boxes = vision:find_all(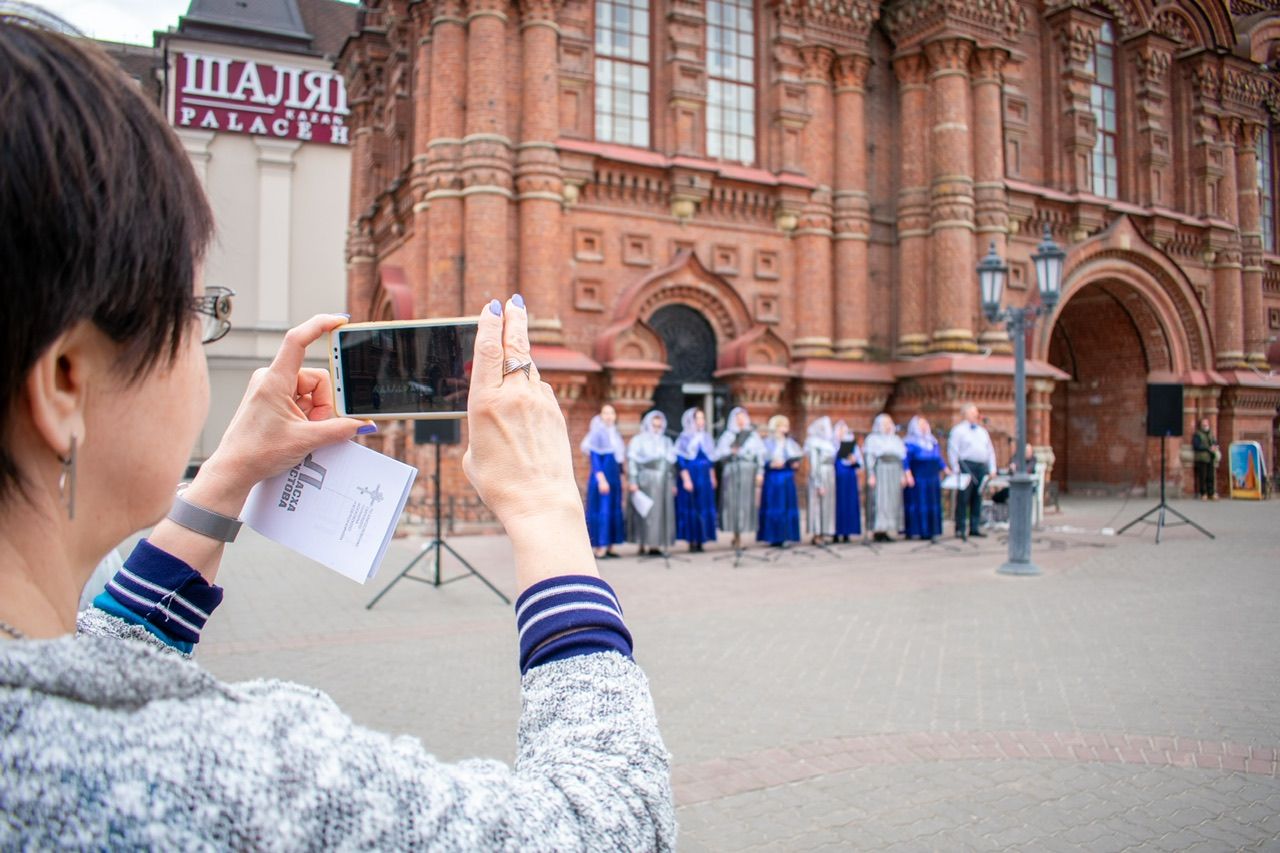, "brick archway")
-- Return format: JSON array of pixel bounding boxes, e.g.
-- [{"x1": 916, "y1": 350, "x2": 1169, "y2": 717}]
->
[
  {"x1": 609, "y1": 249, "x2": 754, "y2": 344},
  {"x1": 1048, "y1": 281, "x2": 1163, "y2": 494},
  {"x1": 1039, "y1": 220, "x2": 1214, "y2": 495},
  {"x1": 1034, "y1": 217, "x2": 1211, "y2": 375}
]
